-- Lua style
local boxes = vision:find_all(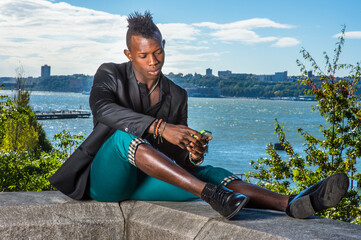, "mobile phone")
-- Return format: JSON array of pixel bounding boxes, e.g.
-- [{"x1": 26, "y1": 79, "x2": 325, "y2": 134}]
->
[
  {"x1": 199, "y1": 130, "x2": 212, "y2": 153},
  {"x1": 200, "y1": 130, "x2": 212, "y2": 139}
]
